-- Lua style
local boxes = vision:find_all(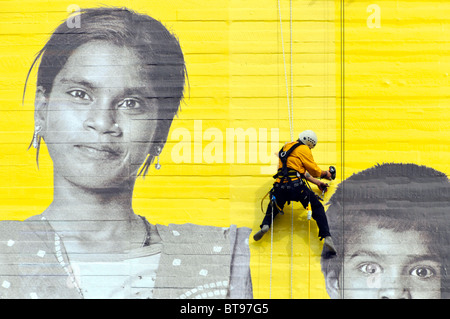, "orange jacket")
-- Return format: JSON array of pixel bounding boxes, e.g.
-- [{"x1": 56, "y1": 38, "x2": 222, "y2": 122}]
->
[{"x1": 276, "y1": 141, "x2": 322, "y2": 182}]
